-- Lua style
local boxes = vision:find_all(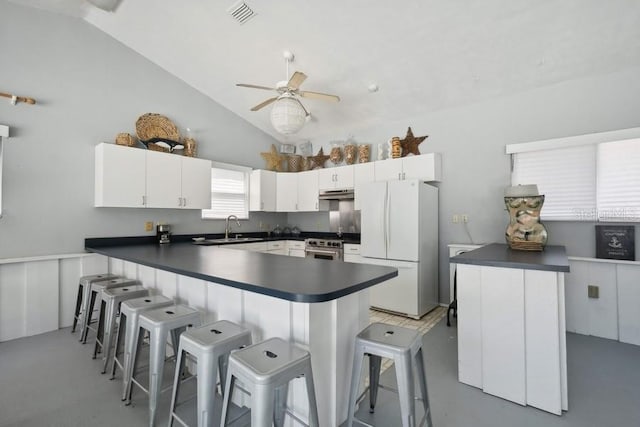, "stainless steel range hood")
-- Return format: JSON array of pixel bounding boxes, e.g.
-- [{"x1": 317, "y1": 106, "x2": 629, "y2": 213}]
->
[{"x1": 319, "y1": 189, "x2": 355, "y2": 200}]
